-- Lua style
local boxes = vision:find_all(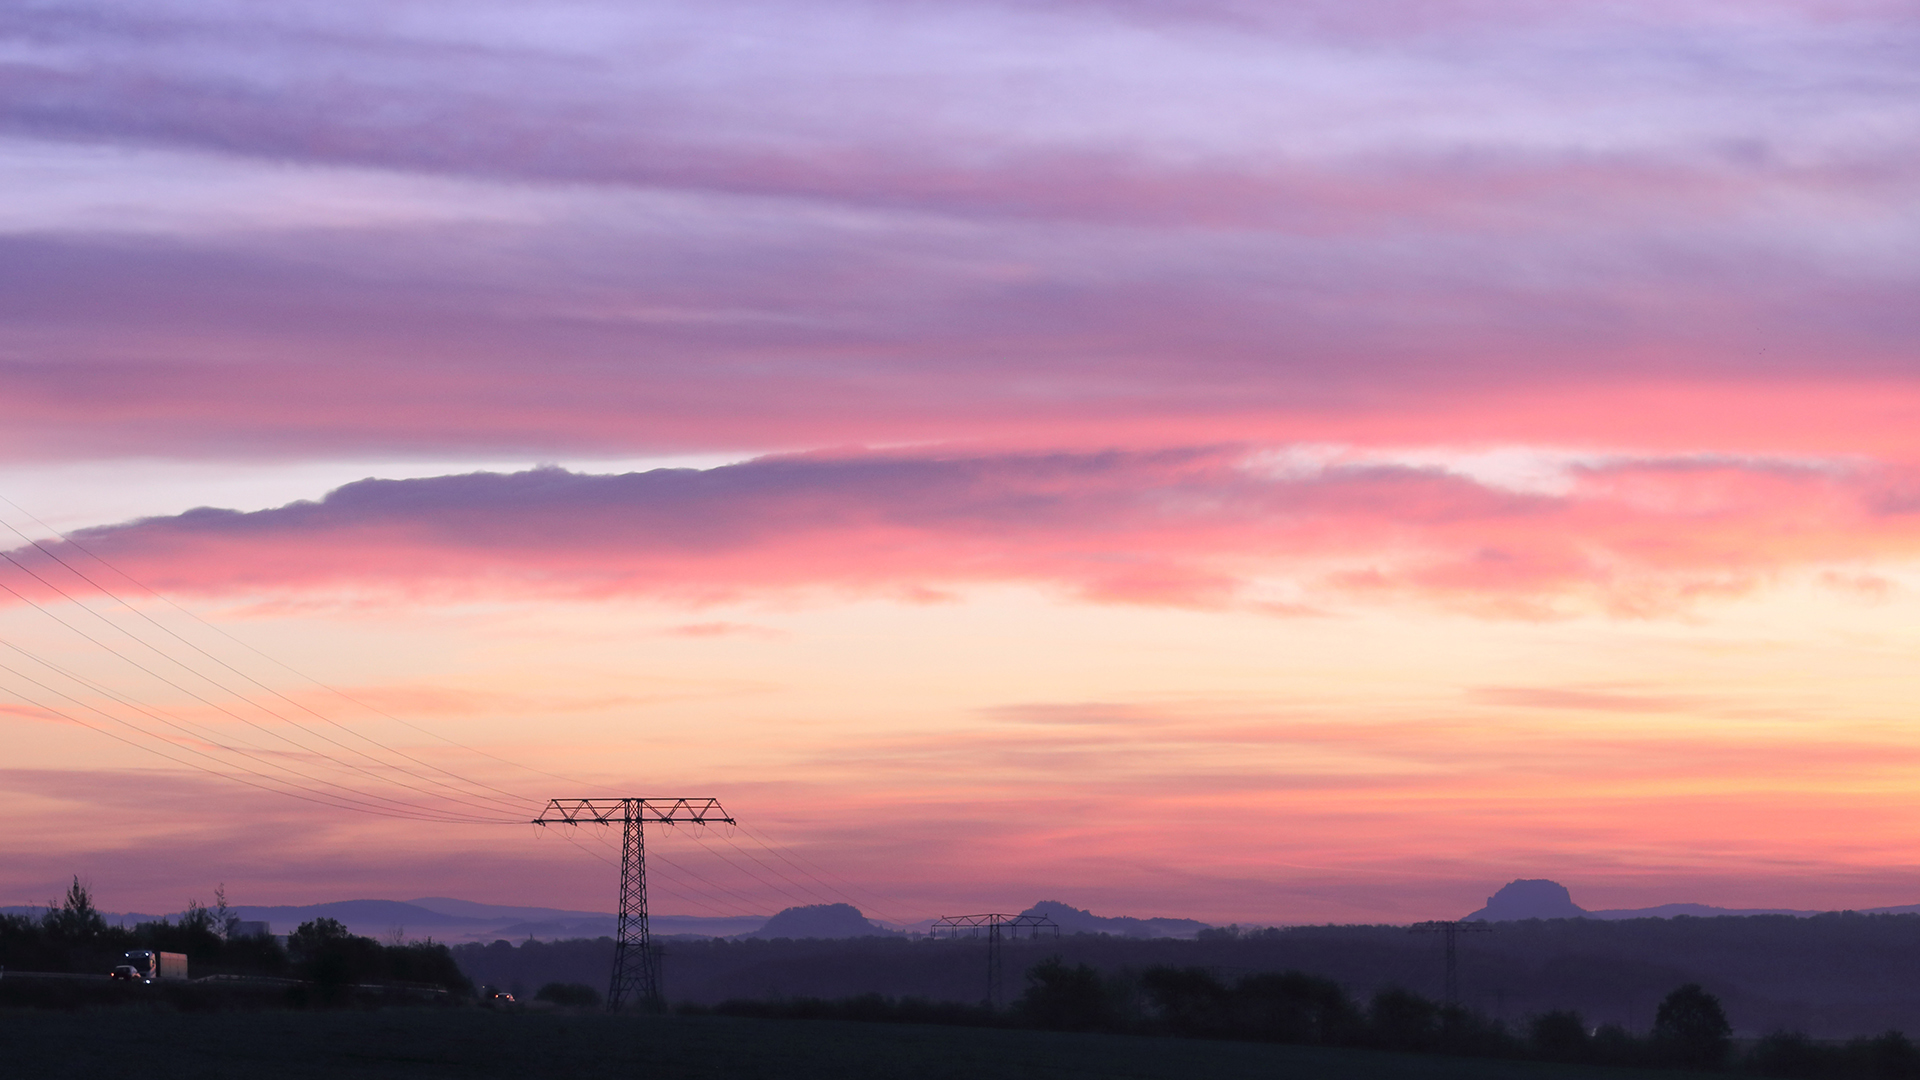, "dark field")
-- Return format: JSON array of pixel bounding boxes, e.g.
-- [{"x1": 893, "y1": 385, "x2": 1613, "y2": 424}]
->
[{"x1": 0, "y1": 1009, "x2": 1717, "y2": 1080}]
